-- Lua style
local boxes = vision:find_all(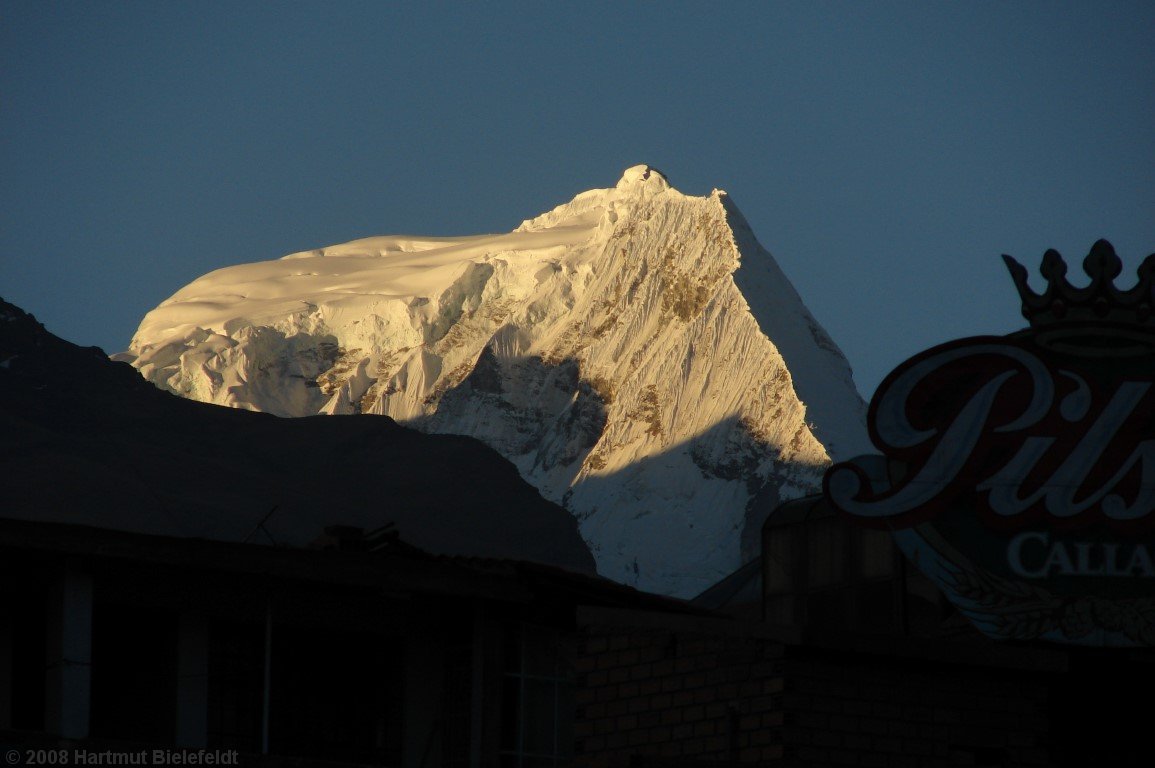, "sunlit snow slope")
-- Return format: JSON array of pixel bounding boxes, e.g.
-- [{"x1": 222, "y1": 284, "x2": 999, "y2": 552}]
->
[{"x1": 125, "y1": 166, "x2": 868, "y2": 597}]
